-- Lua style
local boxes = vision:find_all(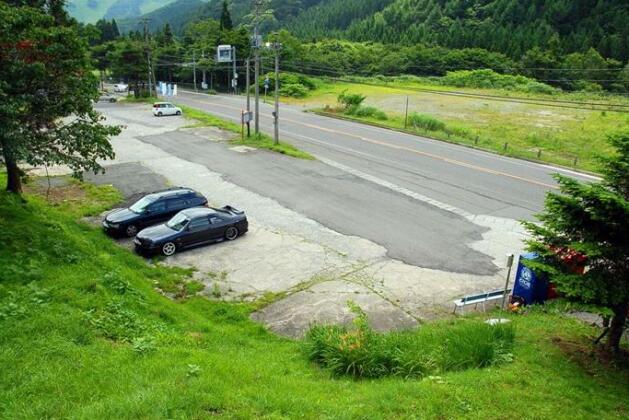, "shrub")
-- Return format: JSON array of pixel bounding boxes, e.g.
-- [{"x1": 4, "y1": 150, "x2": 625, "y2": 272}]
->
[
  {"x1": 280, "y1": 83, "x2": 309, "y2": 98},
  {"x1": 304, "y1": 303, "x2": 514, "y2": 379},
  {"x1": 408, "y1": 113, "x2": 446, "y2": 132},
  {"x1": 337, "y1": 90, "x2": 366, "y2": 110},
  {"x1": 346, "y1": 105, "x2": 388, "y2": 120},
  {"x1": 441, "y1": 69, "x2": 557, "y2": 94},
  {"x1": 261, "y1": 72, "x2": 320, "y2": 92}
]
